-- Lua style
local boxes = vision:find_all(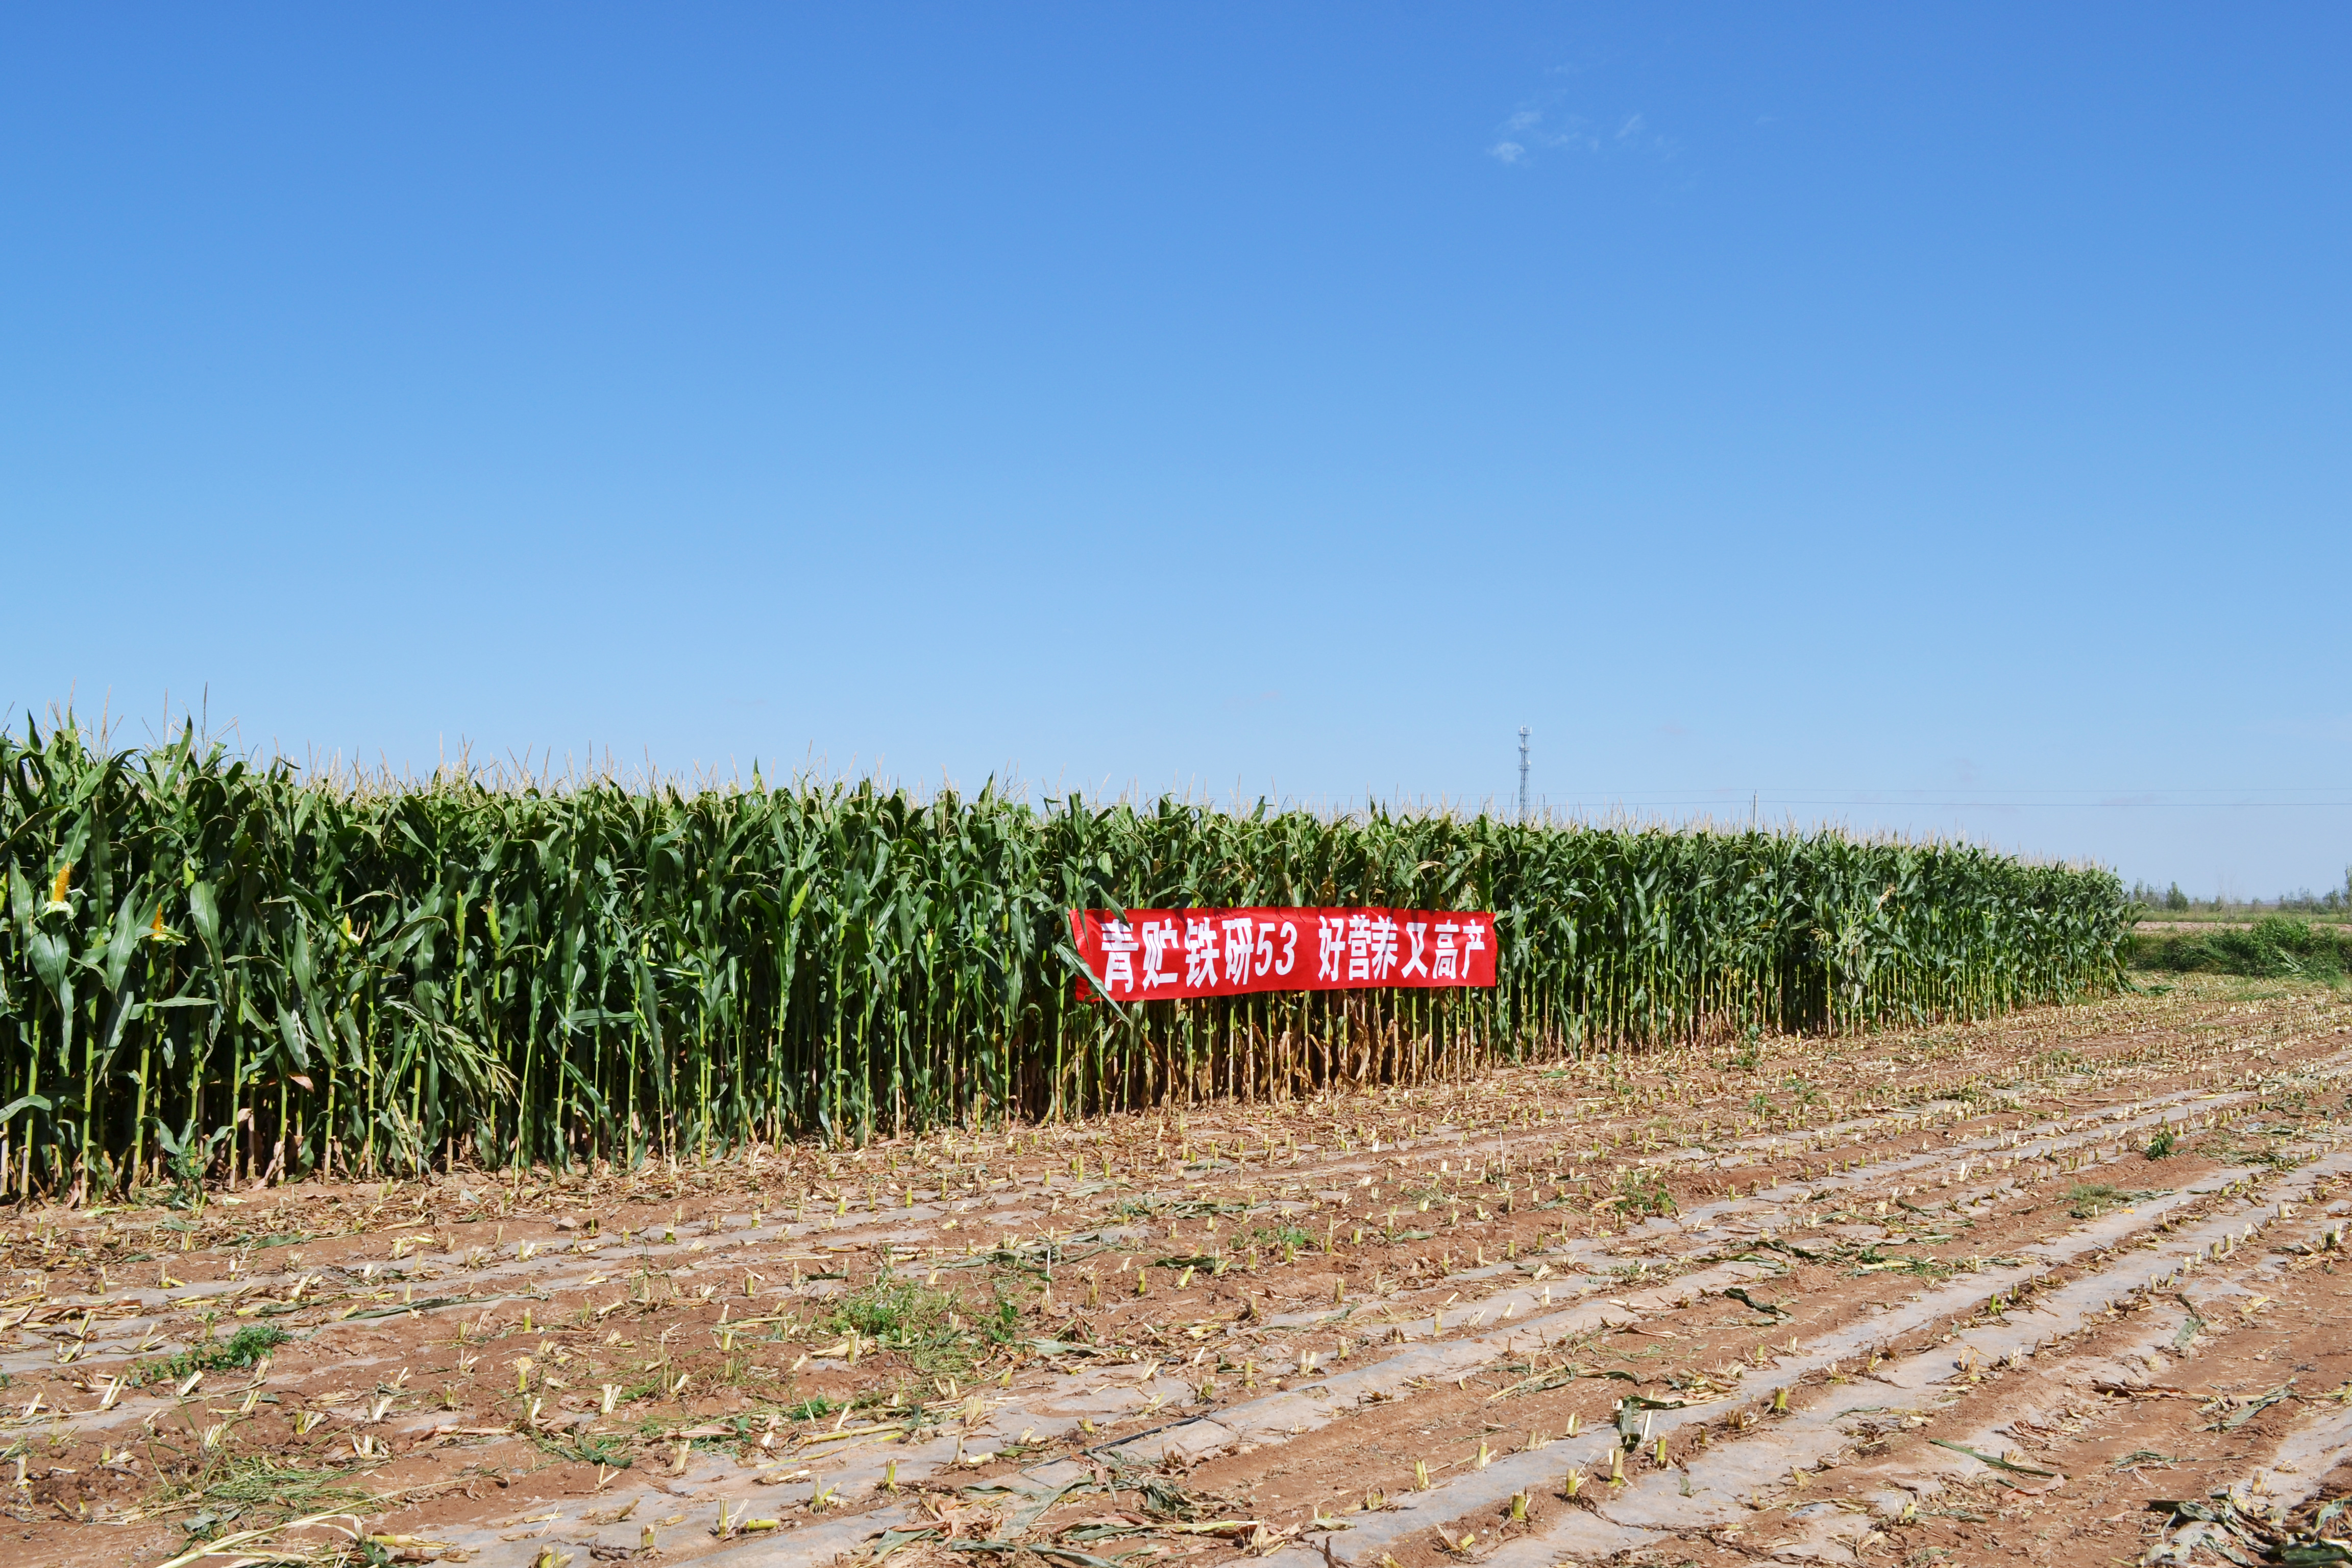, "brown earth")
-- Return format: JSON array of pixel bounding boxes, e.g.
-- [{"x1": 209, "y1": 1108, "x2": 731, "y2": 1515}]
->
[{"x1": 6, "y1": 975, "x2": 2352, "y2": 1568}]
